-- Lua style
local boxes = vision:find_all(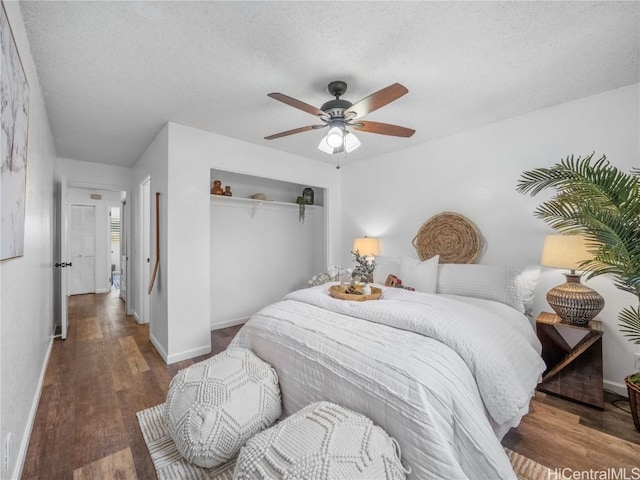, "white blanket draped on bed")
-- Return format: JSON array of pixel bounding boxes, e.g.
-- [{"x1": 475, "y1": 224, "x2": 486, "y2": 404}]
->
[{"x1": 230, "y1": 285, "x2": 545, "y2": 480}]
